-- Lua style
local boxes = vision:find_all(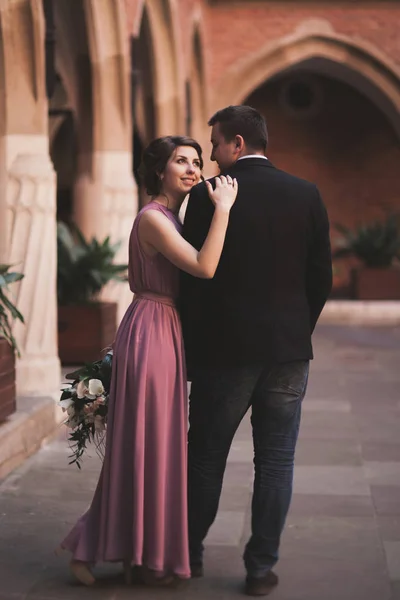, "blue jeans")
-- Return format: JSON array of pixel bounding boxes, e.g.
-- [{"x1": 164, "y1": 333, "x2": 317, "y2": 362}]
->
[{"x1": 188, "y1": 360, "x2": 309, "y2": 577}]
